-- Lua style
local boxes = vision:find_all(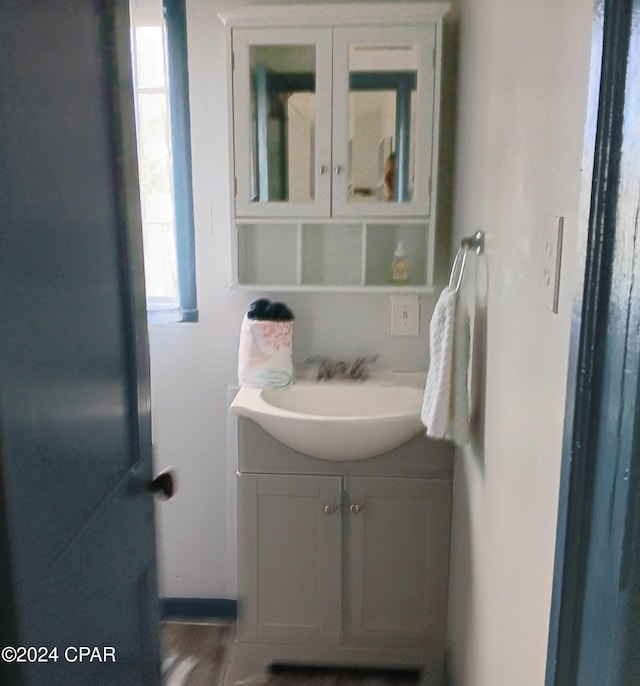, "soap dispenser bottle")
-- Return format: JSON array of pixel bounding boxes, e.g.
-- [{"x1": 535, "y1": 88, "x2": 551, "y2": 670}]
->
[{"x1": 391, "y1": 241, "x2": 410, "y2": 284}]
